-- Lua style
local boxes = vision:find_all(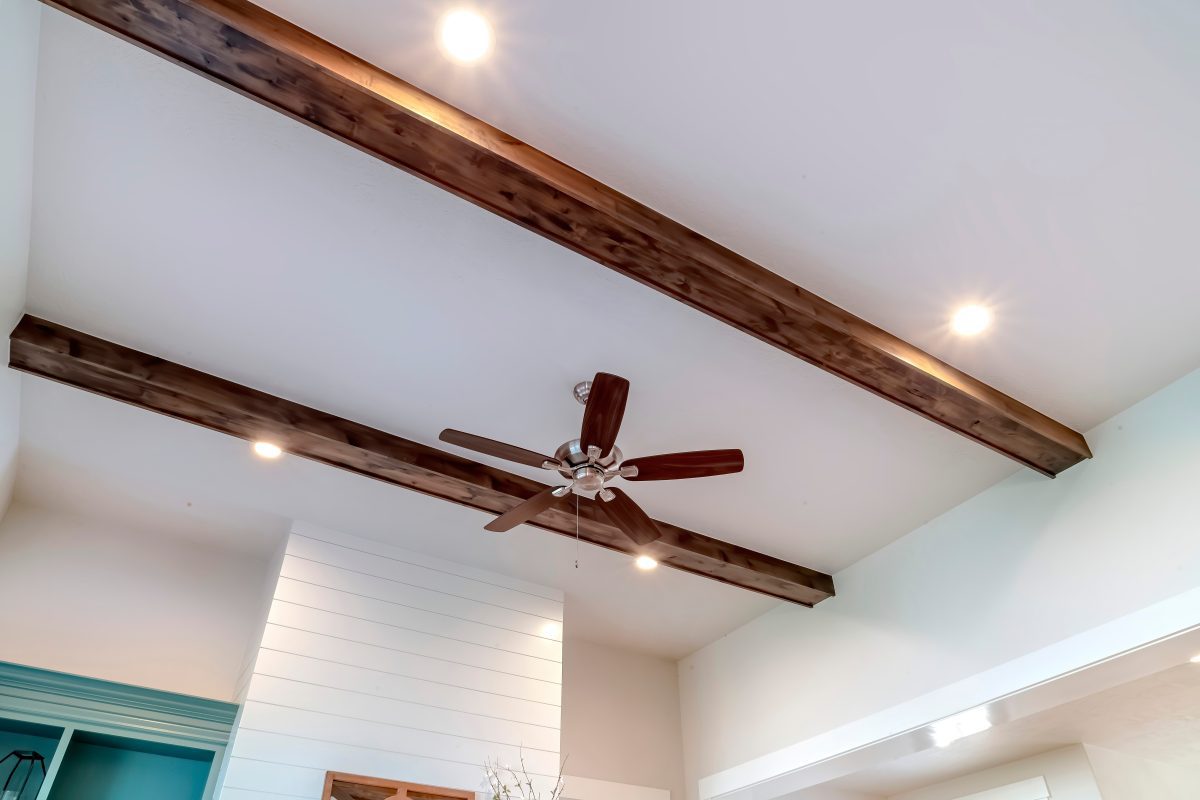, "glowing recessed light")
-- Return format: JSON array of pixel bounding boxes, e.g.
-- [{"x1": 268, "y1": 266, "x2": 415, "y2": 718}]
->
[
  {"x1": 439, "y1": 9, "x2": 493, "y2": 63},
  {"x1": 253, "y1": 441, "x2": 283, "y2": 459},
  {"x1": 950, "y1": 304, "x2": 993, "y2": 336},
  {"x1": 1190, "y1": 653, "x2": 1200, "y2": 664},
  {"x1": 635, "y1": 555, "x2": 658, "y2": 571},
  {"x1": 930, "y1": 707, "x2": 992, "y2": 747}
]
